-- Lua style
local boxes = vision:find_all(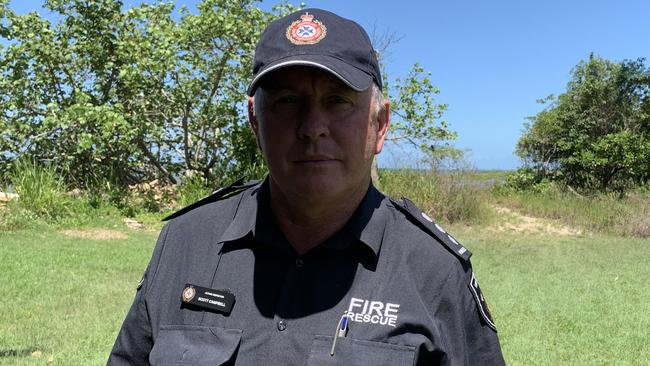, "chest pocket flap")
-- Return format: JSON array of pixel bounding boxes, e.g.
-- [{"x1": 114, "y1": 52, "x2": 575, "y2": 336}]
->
[
  {"x1": 307, "y1": 335, "x2": 415, "y2": 366},
  {"x1": 150, "y1": 325, "x2": 242, "y2": 366}
]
